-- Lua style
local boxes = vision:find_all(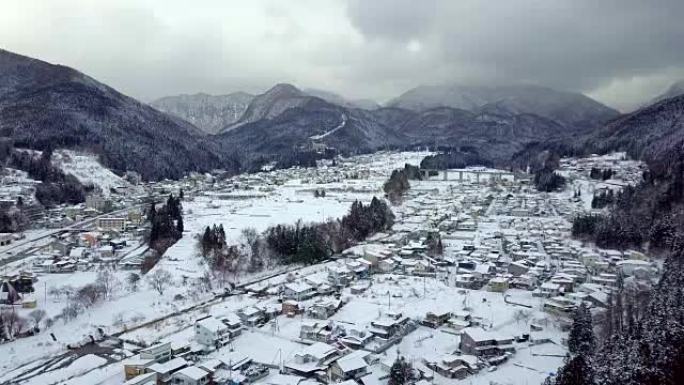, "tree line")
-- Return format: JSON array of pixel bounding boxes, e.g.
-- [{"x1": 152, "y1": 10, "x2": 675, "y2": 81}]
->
[
  {"x1": 383, "y1": 164, "x2": 421, "y2": 204},
  {"x1": 197, "y1": 197, "x2": 395, "y2": 284},
  {"x1": 534, "y1": 167, "x2": 566, "y2": 192}
]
